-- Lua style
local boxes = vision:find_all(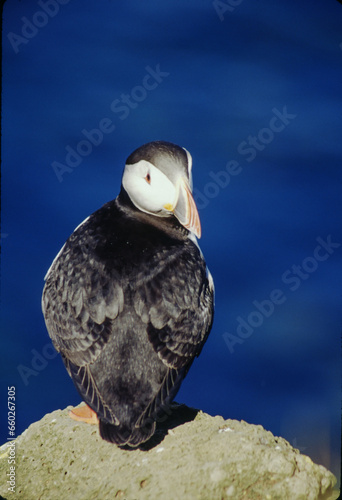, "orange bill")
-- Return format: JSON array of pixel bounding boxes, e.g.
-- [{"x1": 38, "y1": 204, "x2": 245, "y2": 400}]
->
[{"x1": 173, "y1": 177, "x2": 201, "y2": 238}]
